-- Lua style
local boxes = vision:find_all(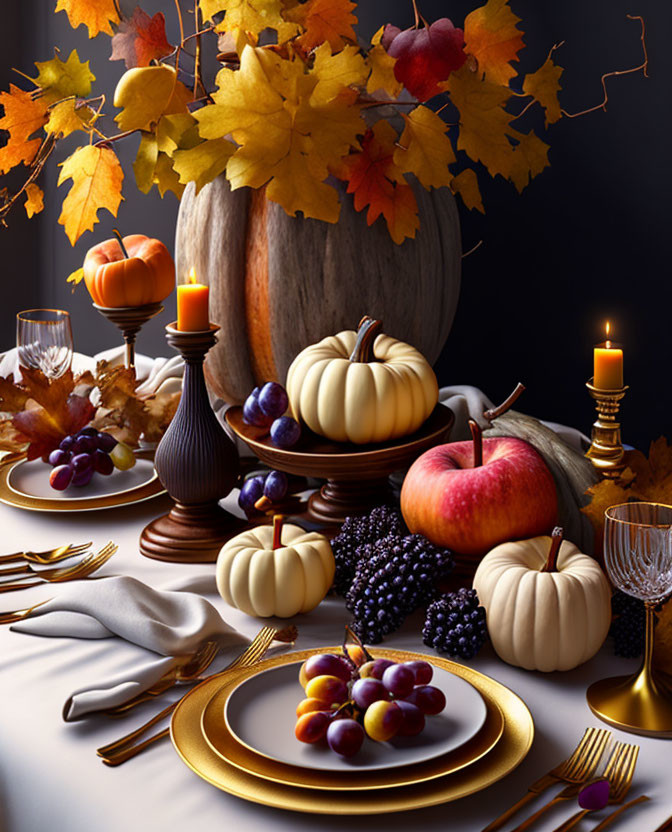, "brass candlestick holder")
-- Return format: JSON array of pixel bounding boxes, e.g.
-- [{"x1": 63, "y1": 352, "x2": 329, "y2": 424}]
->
[
  {"x1": 140, "y1": 322, "x2": 243, "y2": 563},
  {"x1": 585, "y1": 379, "x2": 629, "y2": 479},
  {"x1": 94, "y1": 302, "x2": 164, "y2": 370}
]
